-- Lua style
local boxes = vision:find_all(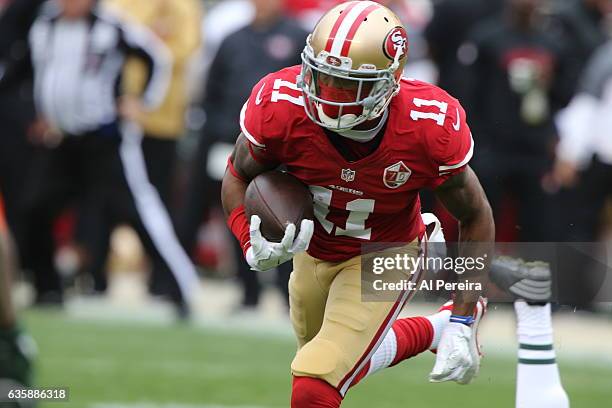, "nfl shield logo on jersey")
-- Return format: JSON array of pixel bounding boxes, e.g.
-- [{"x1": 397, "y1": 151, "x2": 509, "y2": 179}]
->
[
  {"x1": 341, "y1": 168, "x2": 356, "y2": 182},
  {"x1": 383, "y1": 161, "x2": 412, "y2": 189}
]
